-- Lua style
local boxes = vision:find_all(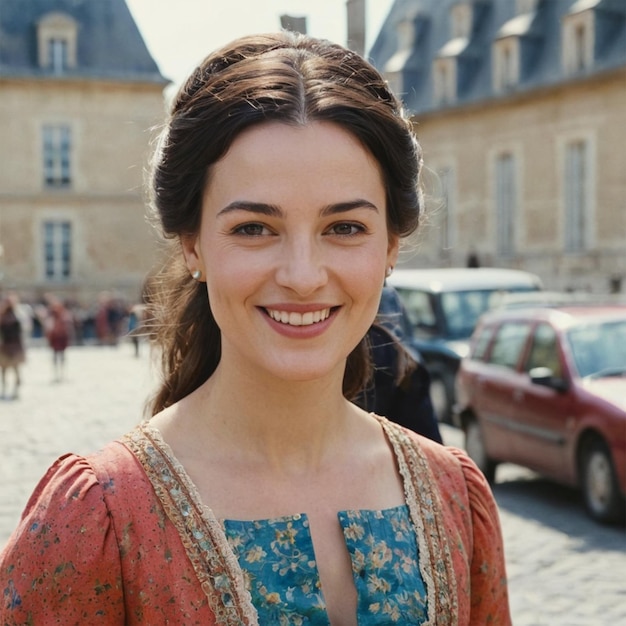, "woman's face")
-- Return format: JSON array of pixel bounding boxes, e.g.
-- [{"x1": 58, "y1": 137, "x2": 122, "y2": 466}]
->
[{"x1": 183, "y1": 121, "x2": 398, "y2": 385}]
